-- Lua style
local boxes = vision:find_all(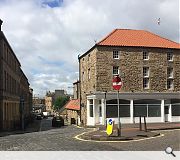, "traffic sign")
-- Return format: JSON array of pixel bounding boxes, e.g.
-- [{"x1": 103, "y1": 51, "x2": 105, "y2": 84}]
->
[
  {"x1": 106, "y1": 118, "x2": 113, "y2": 136},
  {"x1": 112, "y1": 75, "x2": 122, "y2": 90}
]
